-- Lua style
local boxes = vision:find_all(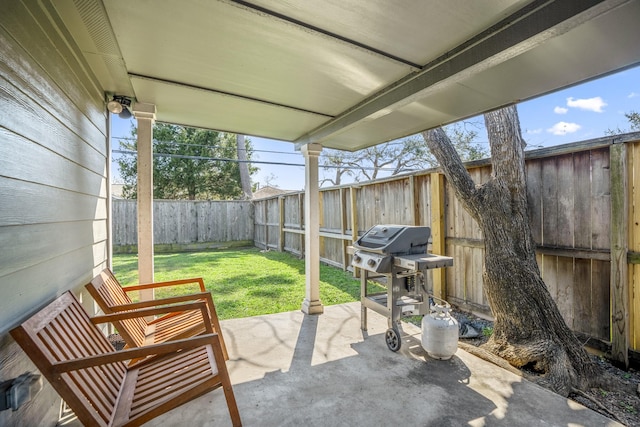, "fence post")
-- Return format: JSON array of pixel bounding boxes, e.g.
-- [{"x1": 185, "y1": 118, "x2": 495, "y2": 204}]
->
[
  {"x1": 263, "y1": 201, "x2": 269, "y2": 250},
  {"x1": 299, "y1": 192, "x2": 304, "y2": 256},
  {"x1": 430, "y1": 172, "x2": 446, "y2": 299},
  {"x1": 340, "y1": 187, "x2": 348, "y2": 270},
  {"x1": 350, "y1": 185, "x2": 360, "y2": 278},
  {"x1": 409, "y1": 175, "x2": 417, "y2": 225},
  {"x1": 610, "y1": 142, "x2": 628, "y2": 368},
  {"x1": 279, "y1": 196, "x2": 285, "y2": 252}
]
